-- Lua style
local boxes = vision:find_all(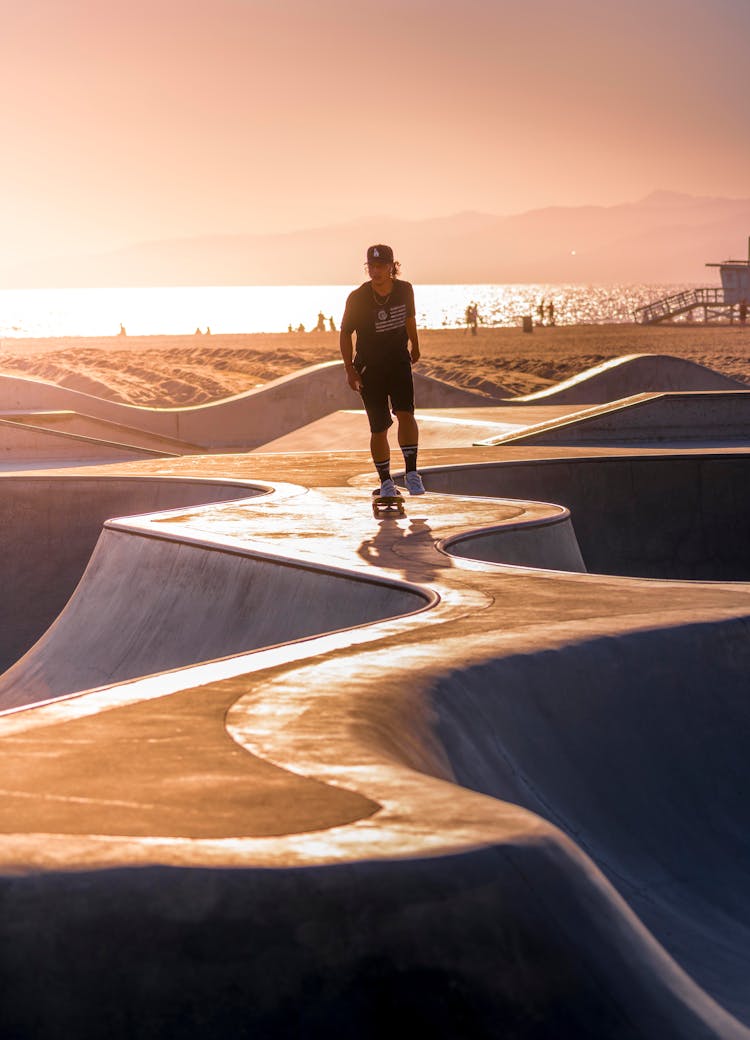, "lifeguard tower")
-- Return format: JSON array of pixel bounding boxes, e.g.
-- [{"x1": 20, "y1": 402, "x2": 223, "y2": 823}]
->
[
  {"x1": 706, "y1": 244, "x2": 750, "y2": 304},
  {"x1": 635, "y1": 237, "x2": 750, "y2": 324}
]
